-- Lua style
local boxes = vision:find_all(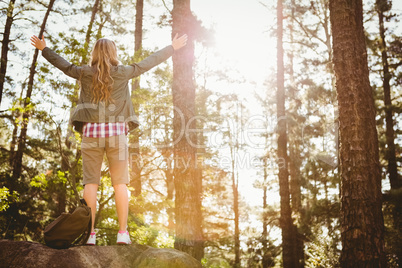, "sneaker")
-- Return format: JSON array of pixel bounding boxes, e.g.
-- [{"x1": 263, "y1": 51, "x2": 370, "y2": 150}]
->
[
  {"x1": 86, "y1": 232, "x2": 96, "y2": 245},
  {"x1": 117, "y1": 230, "x2": 132, "y2": 245}
]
